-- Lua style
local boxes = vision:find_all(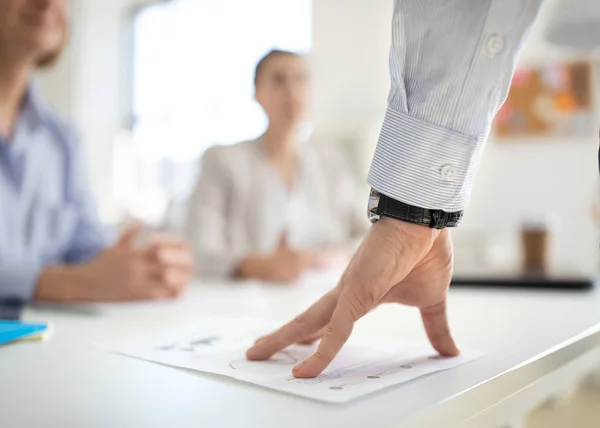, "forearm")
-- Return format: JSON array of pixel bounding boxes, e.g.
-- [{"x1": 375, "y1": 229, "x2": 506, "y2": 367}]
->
[
  {"x1": 368, "y1": 0, "x2": 543, "y2": 211},
  {"x1": 0, "y1": 263, "x2": 90, "y2": 302},
  {"x1": 33, "y1": 265, "x2": 91, "y2": 302}
]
